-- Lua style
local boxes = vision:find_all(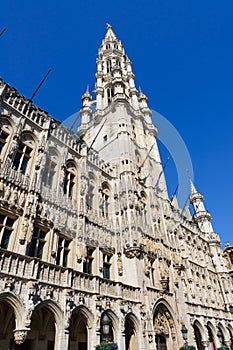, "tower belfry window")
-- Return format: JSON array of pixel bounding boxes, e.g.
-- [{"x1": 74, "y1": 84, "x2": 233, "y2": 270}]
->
[
  {"x1": 107, "y1": 88, "x2": 114, "y2": 103},
  {"x1": 106, "y1": 60, "x2": 112, "y2": 73}
]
